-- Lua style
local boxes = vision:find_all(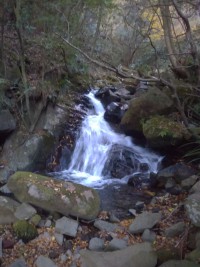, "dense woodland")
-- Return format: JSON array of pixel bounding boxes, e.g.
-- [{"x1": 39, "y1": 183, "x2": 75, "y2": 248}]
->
[{"x1": 0, "y1": 0, "x2": 200, "y2": 127}]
